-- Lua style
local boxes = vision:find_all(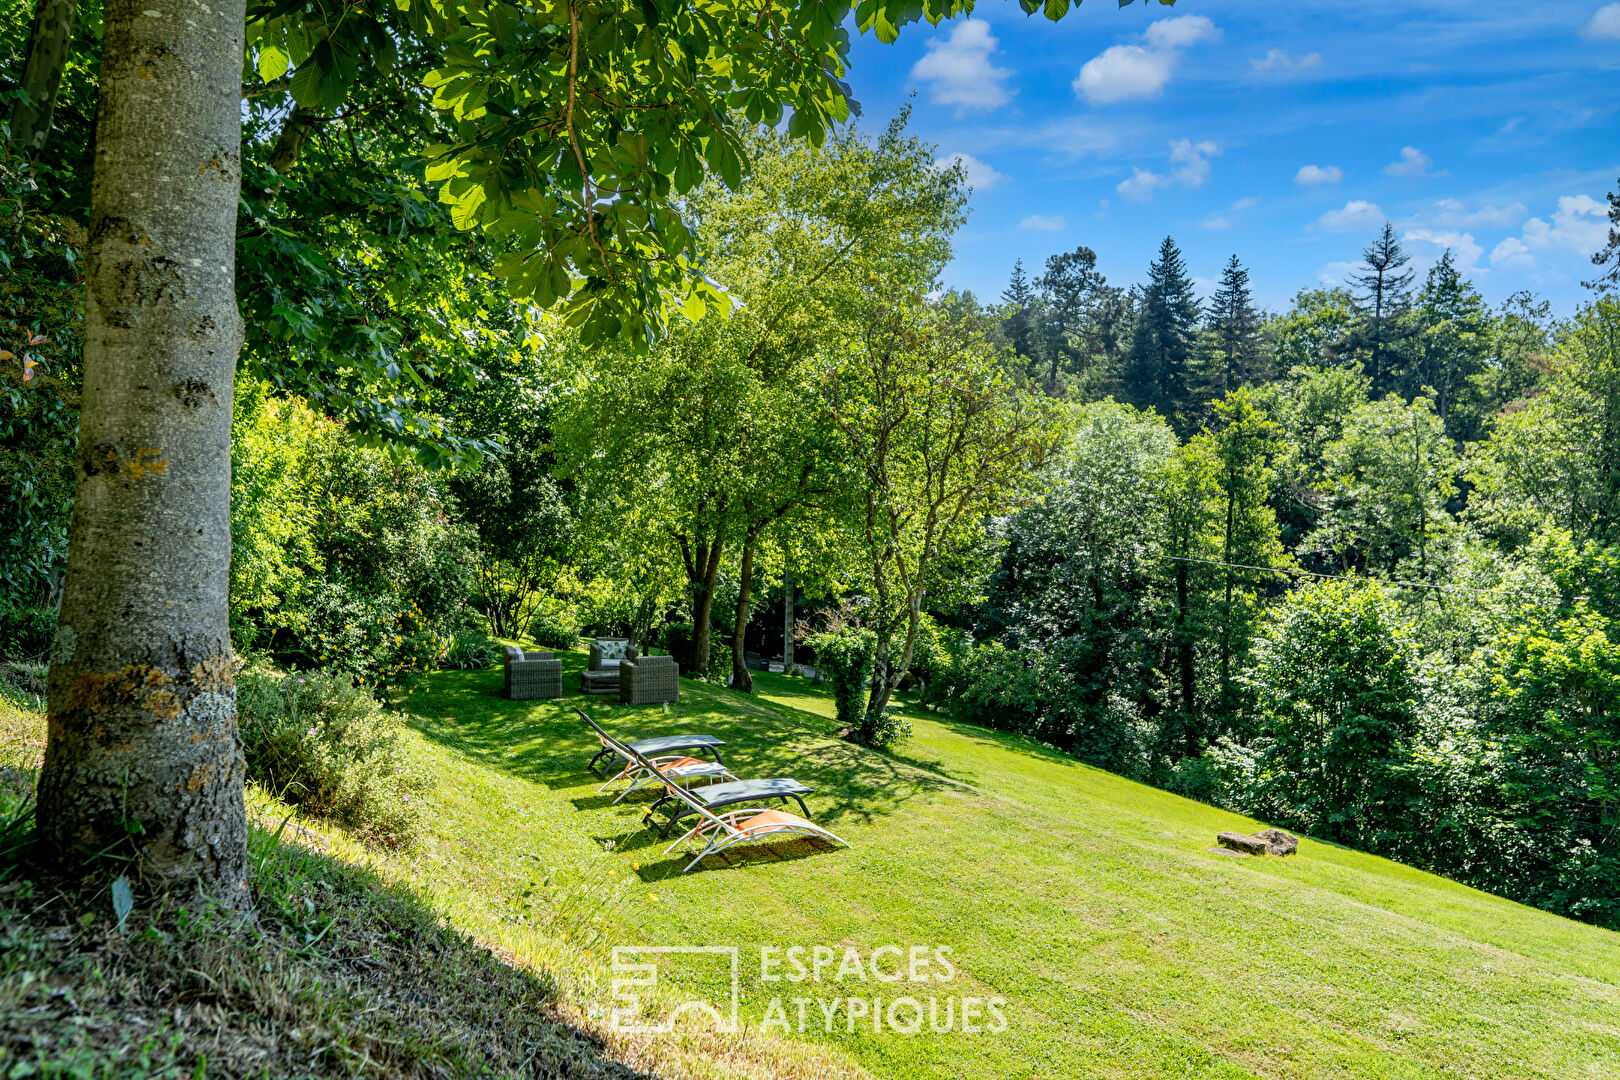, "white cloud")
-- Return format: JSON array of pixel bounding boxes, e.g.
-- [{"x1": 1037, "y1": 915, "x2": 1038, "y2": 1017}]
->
[
  {"x1": 1250, "y1": 48, "x2": 1322, "y2": 74},
  {"x1": 1582, "y1": 3, "x2": 1620, "y2": 39},
  {"x1": 1074, "y1": 16, "x2": 1218, "y2": 105},
  {"x1": 1018, "y1": 214, "x2": 1067, "y2": 232},
  {"x1": 1201, "y1": 216, "x2": 1232, "y2": 230},
  {"x1": 1231, "y1": 196, "x2": 1260, "y2": 211},
  {"x1": 1384, "y1": 146, "x2": 1439, "y2": 178},
  {"x1": 1144, "y1": 14, "x2": 1220, "y2": 48},
  {"x1": 1295, "y1": 164, "x2": 1343, "y2": 185},
  {"x1": 911, "y1": 20, "x2": 1014, "y2": 114},
  {"x1": 1319, "y1": 260, "x2": 1359, "y2": 285},
  {"x1": 1489, "y1": 193, "x2": 1610, "y2": 268},
  {"x1": 1318, "y1": 200, "x2": 1385, "y2": 231},
  {"x1": 1428, "y1": 198, "x2": 1528, "y2": 229},
  {"x1": 1523, "y1": 194, "x2": 1610, "y2": 251},
  {"x1": 1403, "y1": 228, "x2": 1486, "y2": 272},
  {"x1": 1116, "y1": 139, "x2": 1219, "y2": 202},
  {"x1": 1117, "y1": 167, "x2": 1169, "y2": 202},
  {"x1": 935, "y1": 153, "x2": 1007, "y2": 191},
  {"x1": 1169, "y1": 138, "x2": 1219, "y2": 187},
  {"x1": 1490, "y1": 236, "x2": 1532, "y2": 266},
  {"x1": 1075, "y1": 45, "x2": 1176, "y2": 104}
]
